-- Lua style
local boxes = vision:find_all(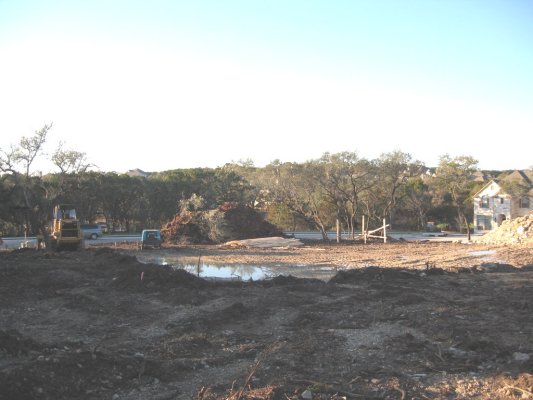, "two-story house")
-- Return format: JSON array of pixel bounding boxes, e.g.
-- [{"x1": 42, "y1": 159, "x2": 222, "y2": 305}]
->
[{"x1": 473, "y1": 170, "x2": 533, "y2": 232}]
